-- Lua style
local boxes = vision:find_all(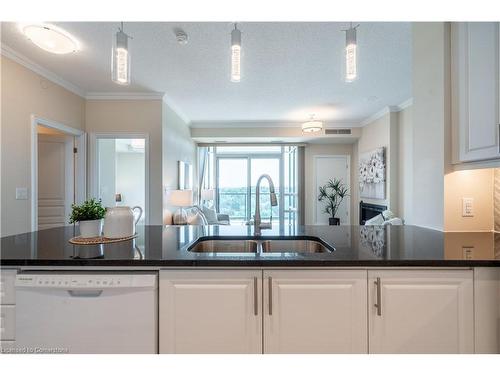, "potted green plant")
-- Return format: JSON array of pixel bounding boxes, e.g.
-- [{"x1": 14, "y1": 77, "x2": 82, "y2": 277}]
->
[
  {"x1": 318, "y1": 178, "x2": 349, "y2": 225},
  {"x1": 69, "y1": 198, "x2": 106, "y2": 238}
]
